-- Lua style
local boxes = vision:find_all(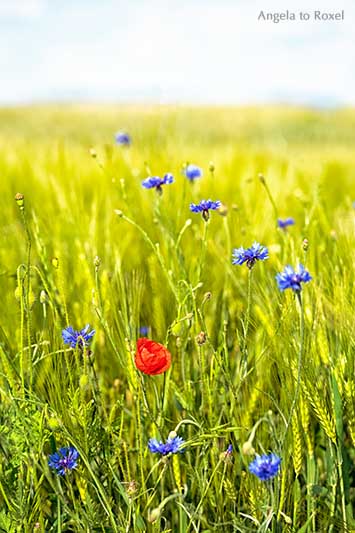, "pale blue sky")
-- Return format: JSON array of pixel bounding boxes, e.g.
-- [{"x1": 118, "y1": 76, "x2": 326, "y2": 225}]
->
[{"x1": 1, "y1": 0, "x2": 354, "y2": 105}]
